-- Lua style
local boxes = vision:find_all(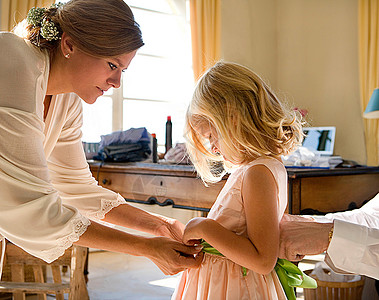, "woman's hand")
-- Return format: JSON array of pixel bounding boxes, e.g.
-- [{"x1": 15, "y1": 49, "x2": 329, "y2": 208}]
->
[
  {"x1": 182, "y1": 217, "x2": 208, "y2": 245},
  {"x1": 155, "y1": 215, "x2": 185, "y2": 242},
  {"x1": 146, "y1": 236, "x2": 203, "y2": 275},
  {"x1": 279, "y1": 214, "x2": 333, "y2": 261}
]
